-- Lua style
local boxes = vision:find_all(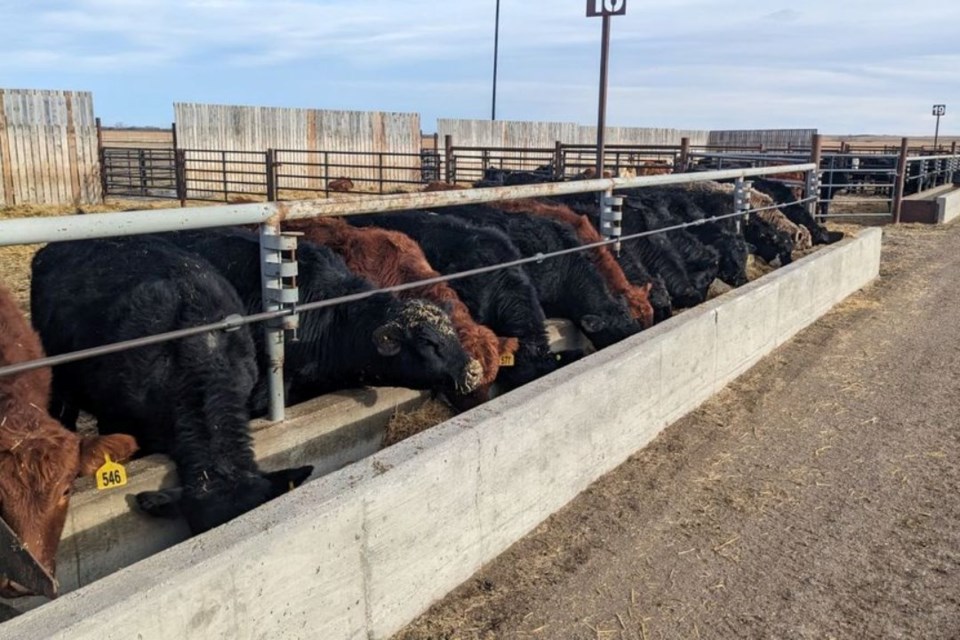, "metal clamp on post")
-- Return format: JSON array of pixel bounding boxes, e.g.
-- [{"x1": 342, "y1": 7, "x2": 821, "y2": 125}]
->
[
  {"x1": 599, "y1": 190, "x2": 624, "y2": 256},
  {"x1": 804, "y1": 168, "x2": 822, "y2": 221},
  {"x1": 733, "y1": 178, "x2": 752, "y2": 233},
  {"x1": 259, "y1": 224, "x2": 301, "y2": 423}
]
